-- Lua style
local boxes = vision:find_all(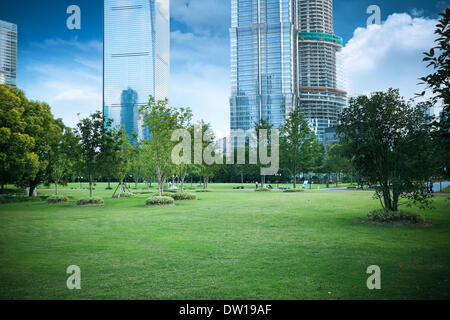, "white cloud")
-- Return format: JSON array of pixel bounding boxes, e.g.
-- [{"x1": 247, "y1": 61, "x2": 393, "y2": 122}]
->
[
  {"x1": 342, "y1": 13, "x2": 438, "y2": 101},
  {"x1": 171, "y1": 0, "x2": 230, "y2": 34},
  {"x1": 20, "y1": 38, "x2": 102, "y2": 128},
  {"x1": 170, "y1": 30, "x2": 230, "y2": 138}
]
